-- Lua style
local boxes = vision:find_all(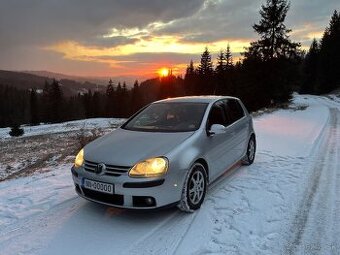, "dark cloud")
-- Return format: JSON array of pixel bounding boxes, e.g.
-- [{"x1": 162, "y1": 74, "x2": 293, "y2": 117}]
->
[
  {"x1": 154, "y1": 0, "x2": 339, "y2": 44},
  {"x1": 155, "y1": 0, "x2": 259, "y2": 43},
  {"x1": 0, "y1": 0, "x2": 205, "y2": 48},
  {"x1": 0, "y1": 0, "x2": 339, "y2": 78}
]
